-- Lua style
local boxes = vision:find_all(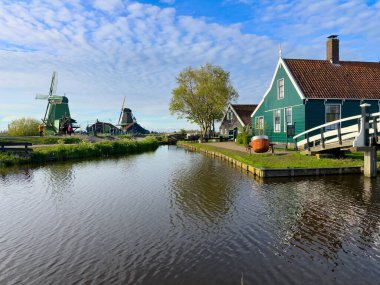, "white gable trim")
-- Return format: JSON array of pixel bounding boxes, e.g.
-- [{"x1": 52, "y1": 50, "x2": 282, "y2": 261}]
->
[
  {"x1": 230, "y1": 105, "x2": 245, "y2": 127},
  {"x1": 250, "y1": 57, "x2": 306, "y2": 118},
  {"x1": 221, "y1": 103, "x2": 245, "y2": 127},
  {"x1": 220, "y1": 103, "x2": 232, "y2": 124},
  {"x1": 281, "y1": 58, "x2": 306, "y2": 101}
]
